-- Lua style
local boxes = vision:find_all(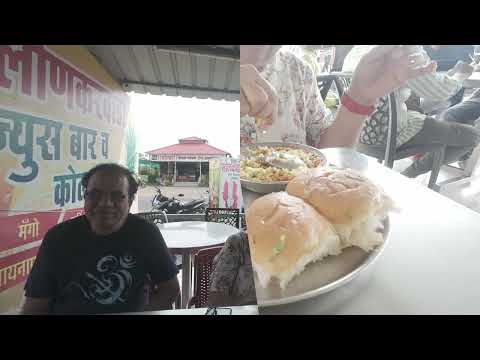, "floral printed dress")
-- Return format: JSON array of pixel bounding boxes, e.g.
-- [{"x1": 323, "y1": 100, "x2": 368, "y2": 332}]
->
[
  {"x1": 240, "y1": 50, "x2": 333, "y2": 149},
  {"x1": 209, "y1": 231, "x2": 257, "y2": 306}
]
